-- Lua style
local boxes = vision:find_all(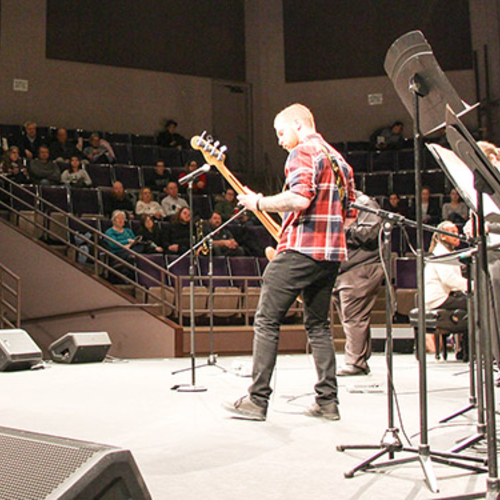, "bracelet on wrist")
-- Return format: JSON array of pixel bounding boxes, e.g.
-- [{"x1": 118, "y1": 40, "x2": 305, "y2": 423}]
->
[{"x1": 256, "y1": 196, "x2": 263, "y2": 211}]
